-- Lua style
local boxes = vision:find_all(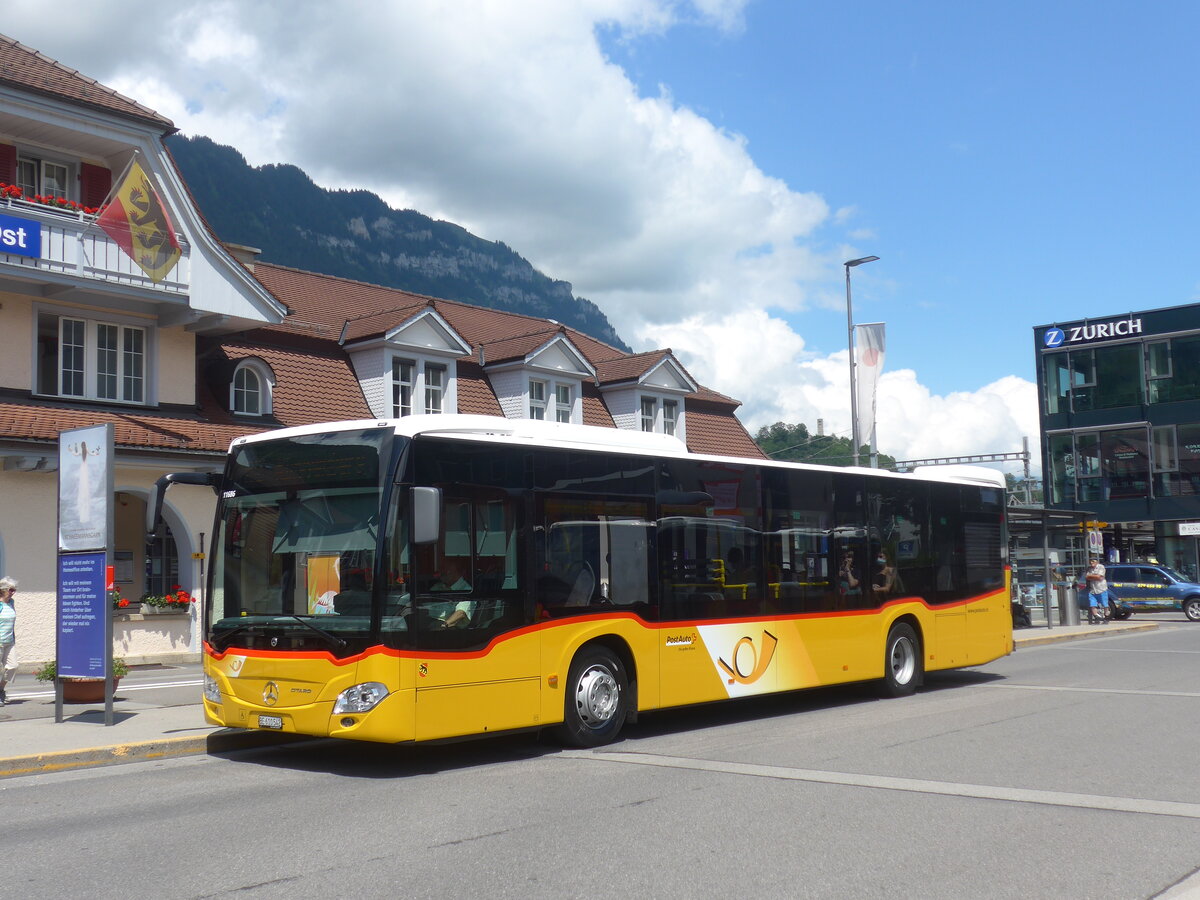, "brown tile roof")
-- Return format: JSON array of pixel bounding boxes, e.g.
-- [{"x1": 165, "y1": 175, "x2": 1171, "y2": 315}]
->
[
  {"x1": 594, "y1": 350, "x2": 672, "y2": 385},
  {"x1": 479, "y1": 327, "x2": 577, "y2": 367},
  {"x1": 683, "y1": 399, "x2": 766, "y2": 459},
  {"x1": 202, "y1": 340, "x2": 372, "y2": 427},
  {"x1": 339, "y1": 302, "x2": 432, "y2": 344},
  {"x1": 0, "y1": 33, "x2": 174, "y2": 131},
  {"x1": 0, "y1": 397, "x2": 246, "y2": 455}
]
